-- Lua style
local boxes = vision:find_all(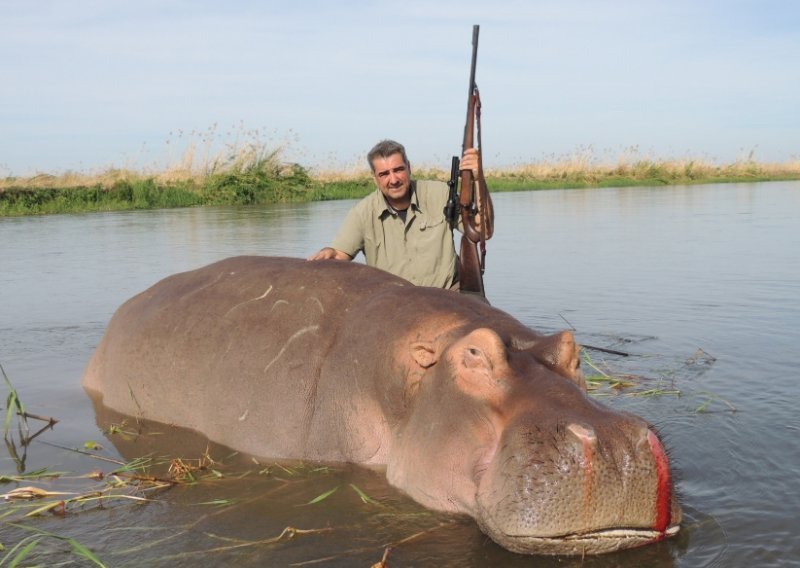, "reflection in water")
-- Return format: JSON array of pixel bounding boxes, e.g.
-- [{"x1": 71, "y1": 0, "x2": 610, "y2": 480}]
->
[{"x1": 1, "y1": 182, "x2": 799, "y2": 566}]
